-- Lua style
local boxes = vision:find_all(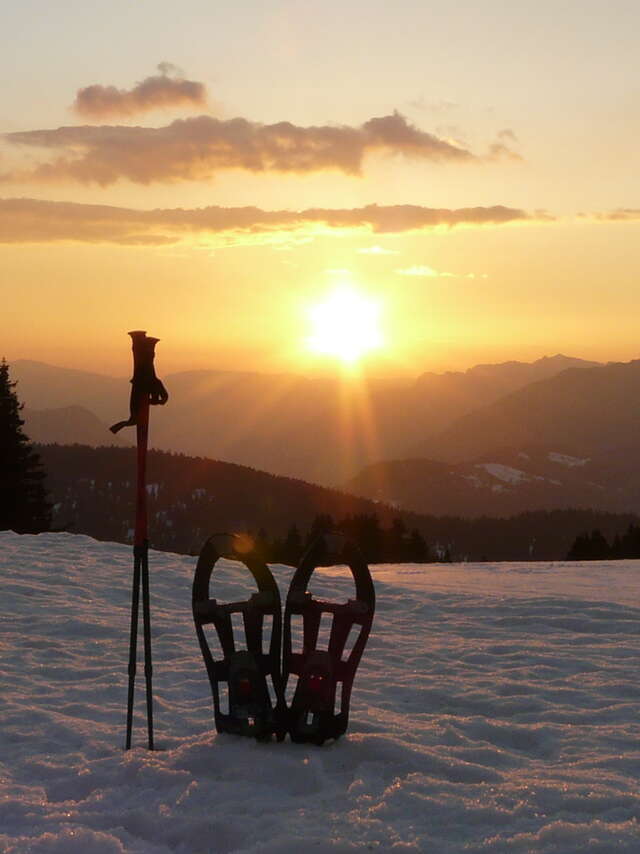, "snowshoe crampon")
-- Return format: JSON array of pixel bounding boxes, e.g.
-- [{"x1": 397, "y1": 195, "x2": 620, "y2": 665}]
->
[
  {"x1": 192, "y1": 534, "x2": 286, "y2": 741},
  {"x1": 283, "y1": 534, "x2": 375, "y2": 745}
]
